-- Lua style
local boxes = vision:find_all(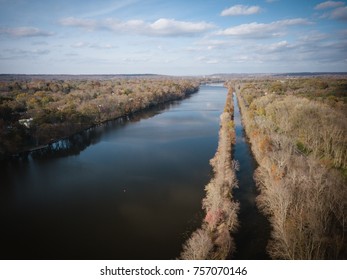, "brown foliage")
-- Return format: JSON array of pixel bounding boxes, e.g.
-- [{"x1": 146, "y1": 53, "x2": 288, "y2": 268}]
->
[
  {"x1": 0, "y1": 78, "x2": 199, "y2": 157},
  {"x1": 180, "y1": 228, "x2": 213, "y2": 260},
  {"x1": 234, "y1": 78, "x2": 347, "y2": 259},
  {"x1": 181, "y1": 88, "x2": 239, "y2": 260}
]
